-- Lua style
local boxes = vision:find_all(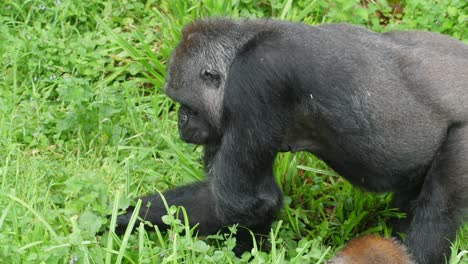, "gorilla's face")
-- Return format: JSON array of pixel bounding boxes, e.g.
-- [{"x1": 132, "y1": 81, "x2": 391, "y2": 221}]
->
[{"x1": 163, "y1": 36, "x2": 229, "y2": 145}]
